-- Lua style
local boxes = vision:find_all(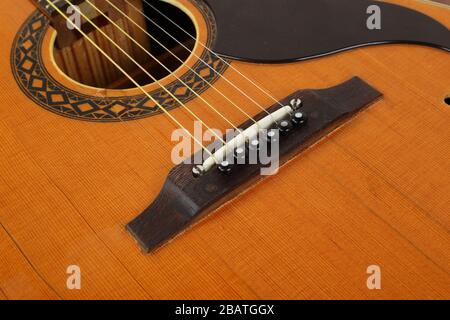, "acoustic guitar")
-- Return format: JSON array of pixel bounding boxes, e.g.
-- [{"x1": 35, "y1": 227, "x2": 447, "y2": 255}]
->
[{"x1": 0, "y1": 0, "x2": 449, "y2": 300}]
